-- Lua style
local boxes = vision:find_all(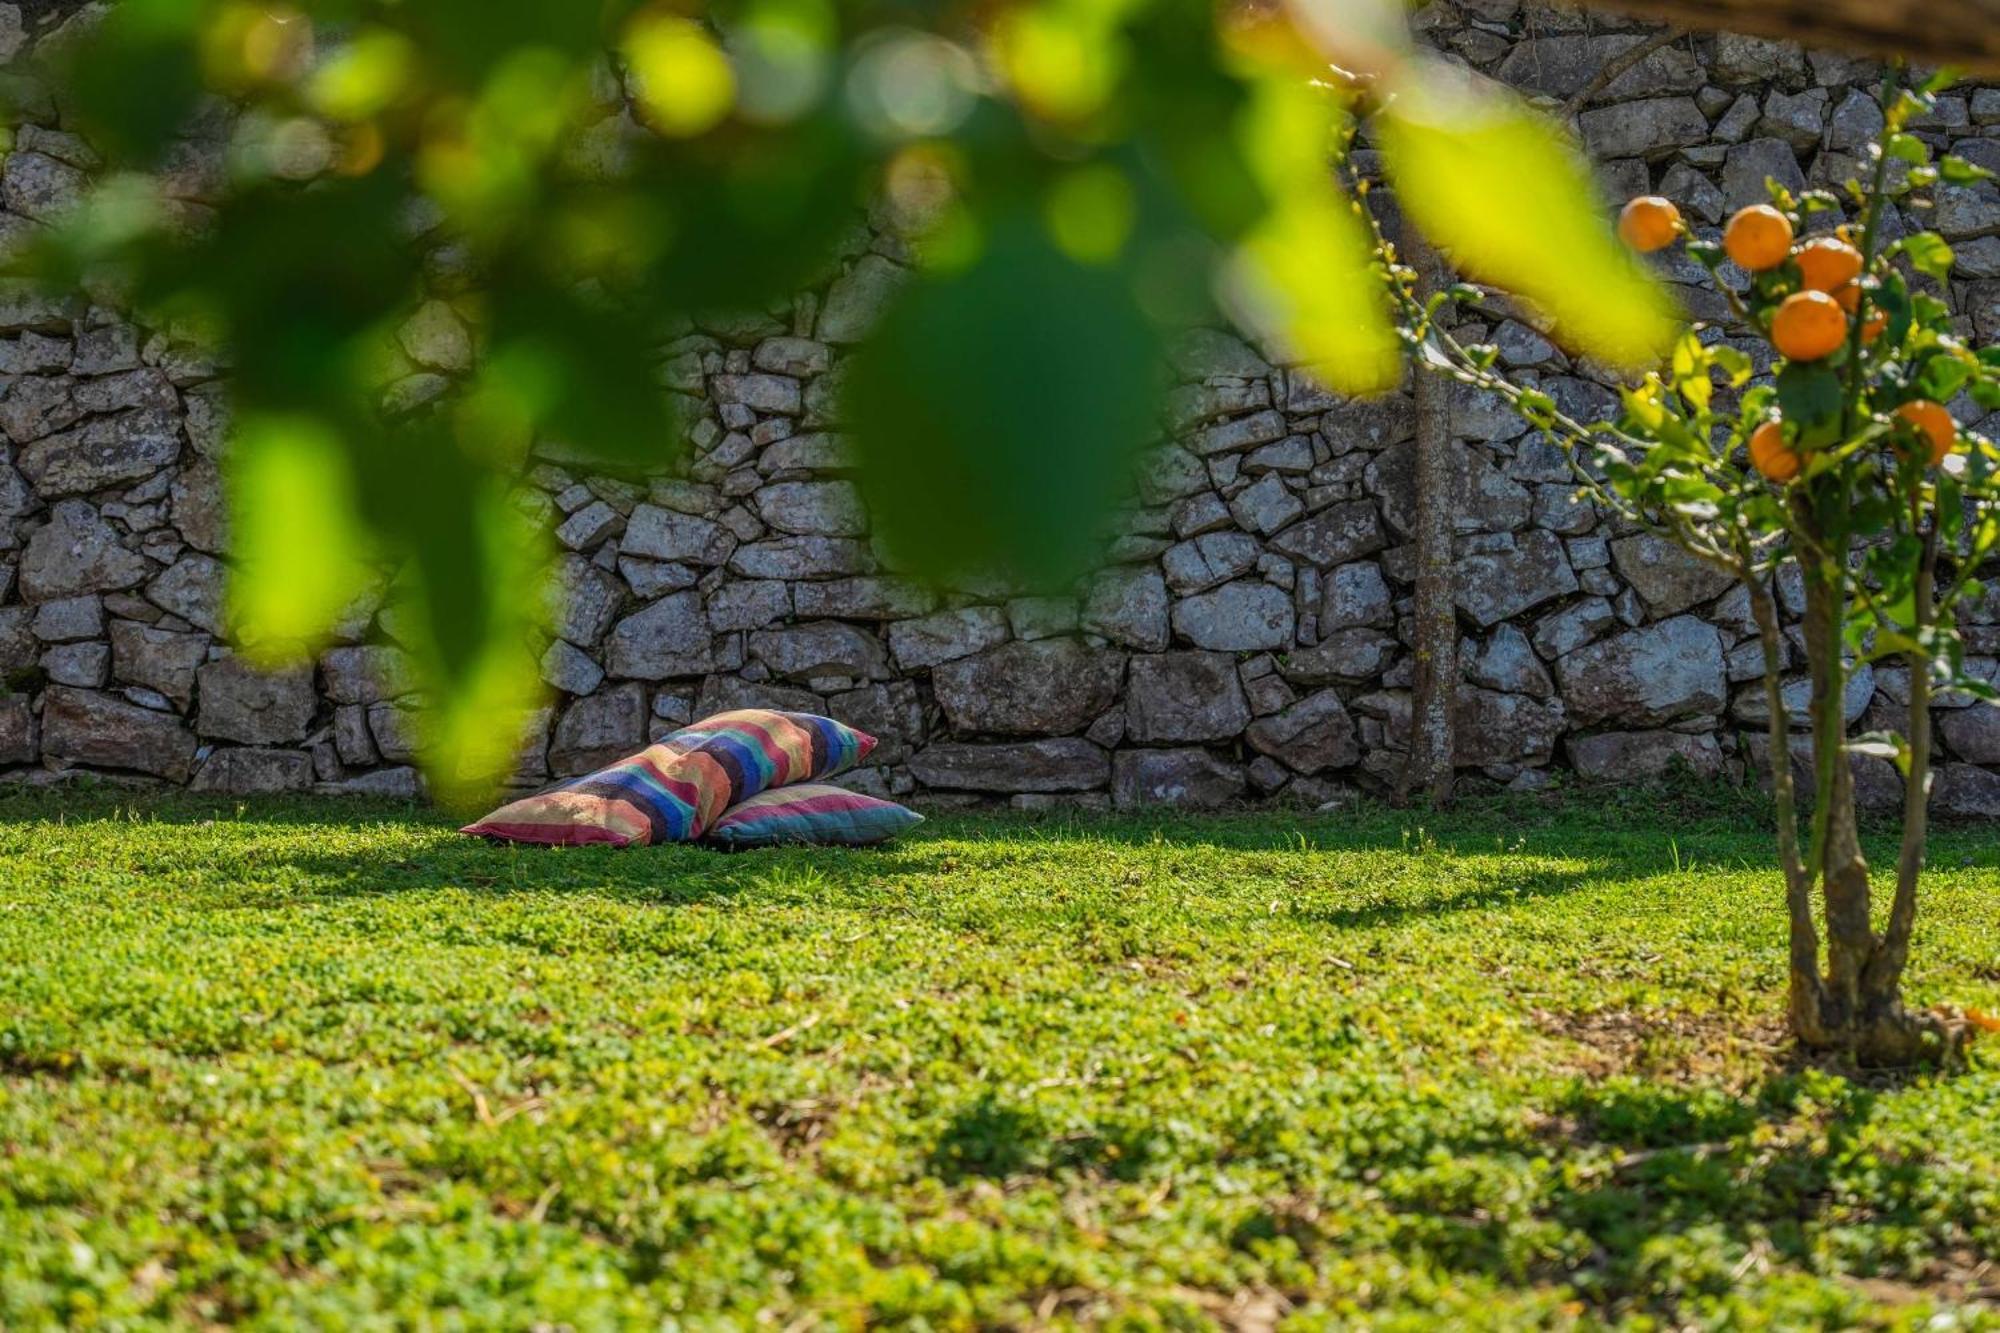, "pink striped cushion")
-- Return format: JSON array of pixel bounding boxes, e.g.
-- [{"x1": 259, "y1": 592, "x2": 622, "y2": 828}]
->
[
  {"x1": 461, "y1": 710, "x2": 874, "y2": 847},
  {"x1": 704, "y1": 783, "x2": 922, "y2": 849}
]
